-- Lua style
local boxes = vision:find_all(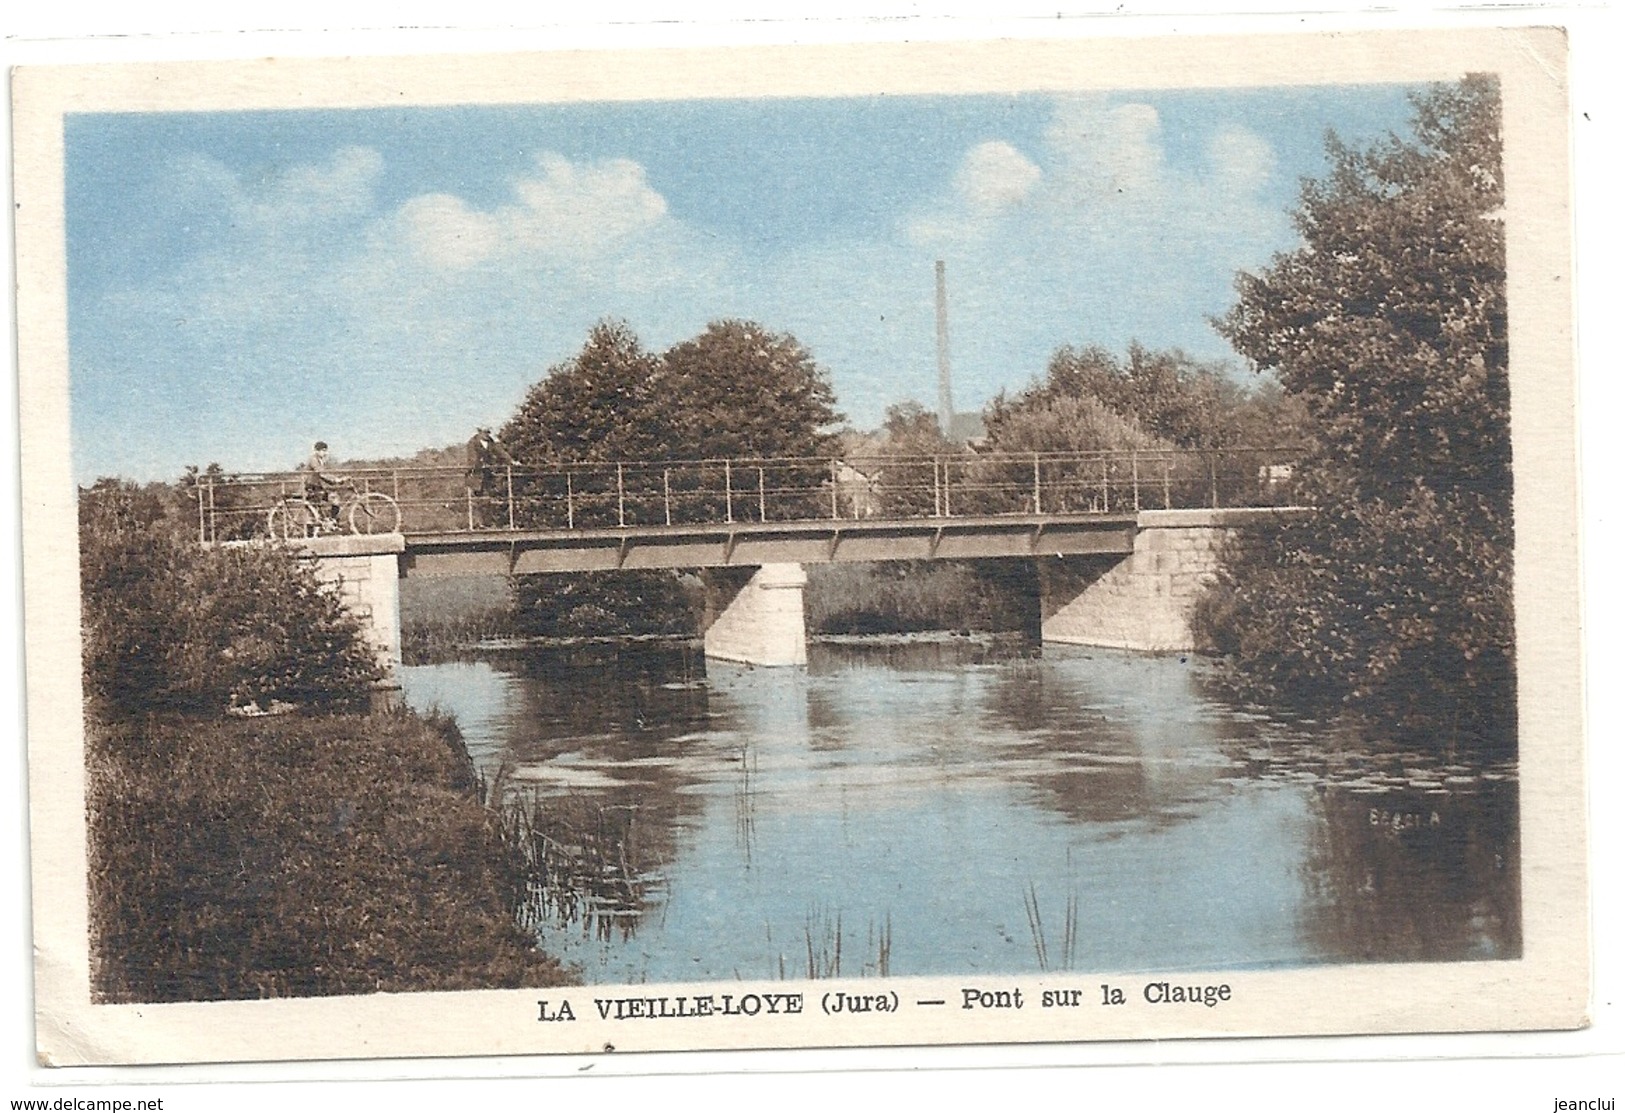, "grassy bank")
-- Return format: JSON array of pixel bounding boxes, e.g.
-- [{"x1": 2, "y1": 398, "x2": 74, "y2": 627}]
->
[
  {"x1": 87, "y1": 707, "x2": 571, "y2": 1002},
  {"x1": 401, "y1": 575, "x2": 516, "y2": 663},
  {"x1": 807, "y1": 560, "x2": 1039, "y2": 637}
]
